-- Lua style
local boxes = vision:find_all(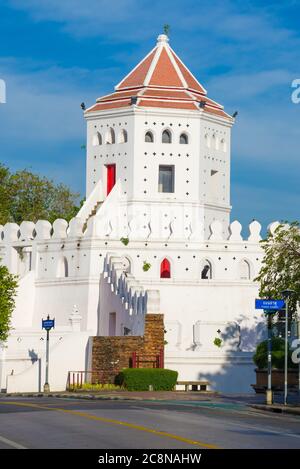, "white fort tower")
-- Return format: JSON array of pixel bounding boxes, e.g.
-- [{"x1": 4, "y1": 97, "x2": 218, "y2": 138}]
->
[{"x1": 0, "y1": 34, "x2": 272, "y2": 393}]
